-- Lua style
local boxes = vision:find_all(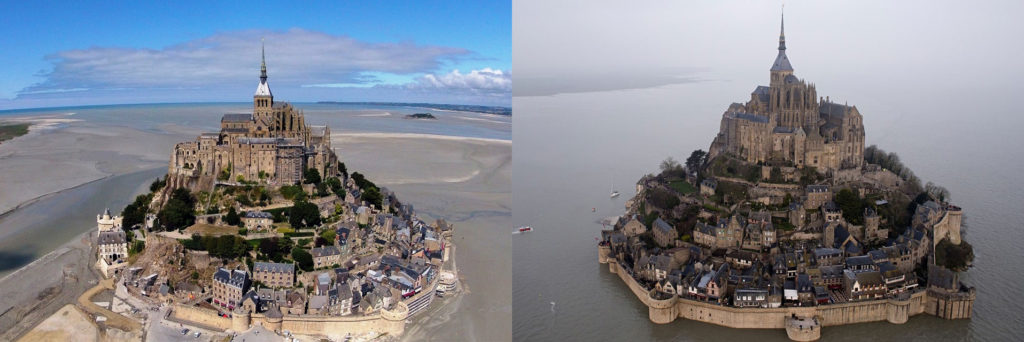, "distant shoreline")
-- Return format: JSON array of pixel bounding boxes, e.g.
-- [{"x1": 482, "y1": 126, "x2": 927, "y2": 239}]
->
[
  {"x1": 1, "y1": 101, "x2": 512, "y2": 116},
  {"x1": 317, "y1": 101, "x2": 511, "y2": 116}
]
